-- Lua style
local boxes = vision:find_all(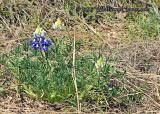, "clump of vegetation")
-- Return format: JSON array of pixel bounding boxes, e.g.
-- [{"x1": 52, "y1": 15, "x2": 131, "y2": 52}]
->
[
  {"x1": 5, "y1": 34, "x2": 125, "y2": 105},
  {"x1": 120, "y1": 9, "x2": 160, "y2": 42}
]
